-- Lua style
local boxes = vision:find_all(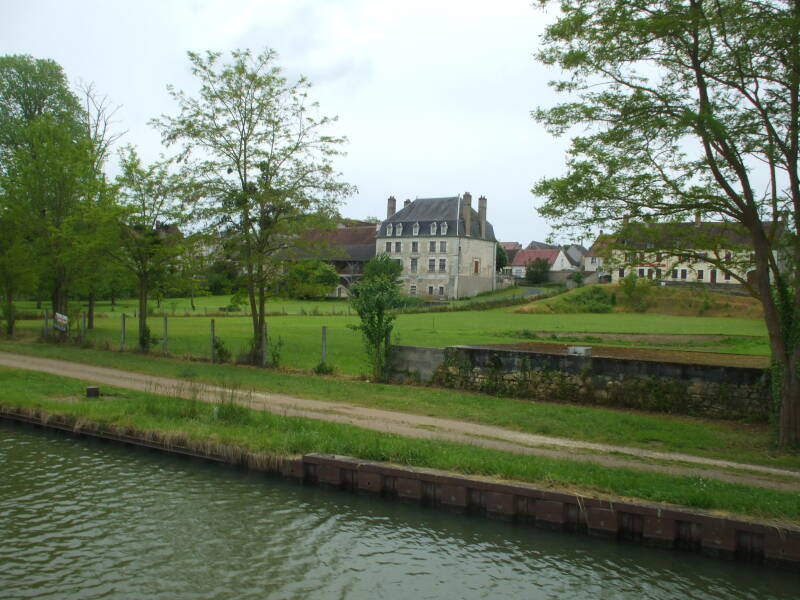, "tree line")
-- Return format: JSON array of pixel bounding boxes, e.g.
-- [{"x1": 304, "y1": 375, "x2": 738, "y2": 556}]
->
[{"x1": 0, "y1": 50, "x2": 353, "y2": 357}]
